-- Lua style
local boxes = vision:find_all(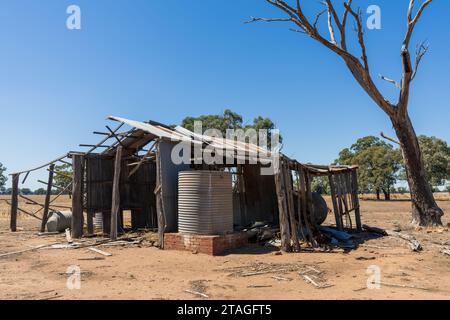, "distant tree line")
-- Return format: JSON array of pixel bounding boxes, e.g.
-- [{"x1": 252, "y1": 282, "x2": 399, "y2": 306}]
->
[
  {"x1": 313, "y1": 135, "x2": 450, "y2": 199},
  {"x1": 0, "y1": 187, "x2": 69, "y2": 196},
  {"x1": 0, "y1": 163, "x2": 73, "y2": 196}
]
